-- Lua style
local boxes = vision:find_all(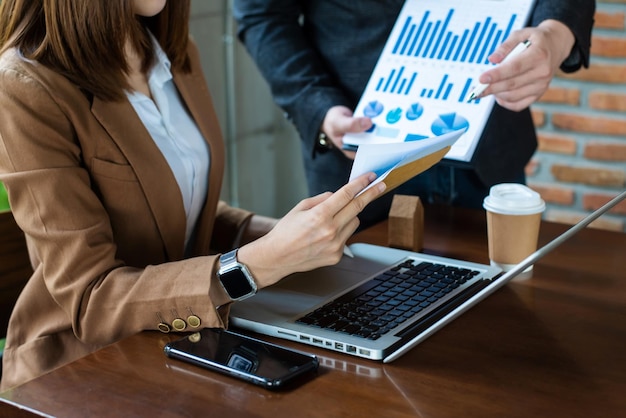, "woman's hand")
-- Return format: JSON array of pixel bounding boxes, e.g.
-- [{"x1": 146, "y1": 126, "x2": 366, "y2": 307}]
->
[
  {"x1": 237, "y1": 172, "x2": 386, "y2": 288},
  {"x1": 475, "y1": 20, "x2": 575, "y2": 111}
]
